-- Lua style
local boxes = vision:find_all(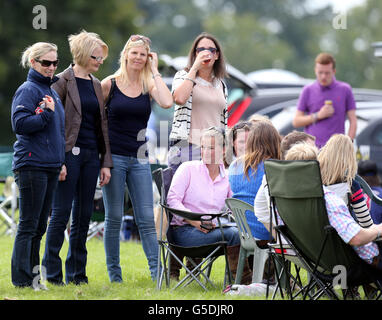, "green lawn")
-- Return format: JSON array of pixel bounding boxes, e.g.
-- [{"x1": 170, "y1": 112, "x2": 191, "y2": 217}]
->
[{"x1": 0, "y1": 235, "x2": 266, "y2": 300}]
